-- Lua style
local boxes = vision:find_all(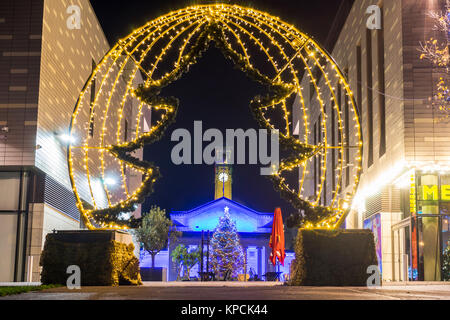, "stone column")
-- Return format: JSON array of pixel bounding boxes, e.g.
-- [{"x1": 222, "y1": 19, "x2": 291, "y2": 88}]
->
[
  {"x1": 257, "y1": 246, "x2": 262, "y2": 277},
  {"x1": 265, "y1": 245, "x2": 273, "y2": 273}
]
